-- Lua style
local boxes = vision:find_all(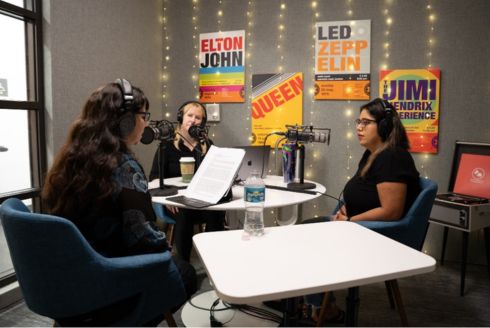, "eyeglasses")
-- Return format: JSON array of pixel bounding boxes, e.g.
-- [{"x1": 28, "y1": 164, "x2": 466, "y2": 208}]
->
[
  {"x1": 136, "y1": 112, "x2": 151, "y2": 122},
  {"x1": 355, "y1": 118, "x2": 377, "y2": 128}
]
